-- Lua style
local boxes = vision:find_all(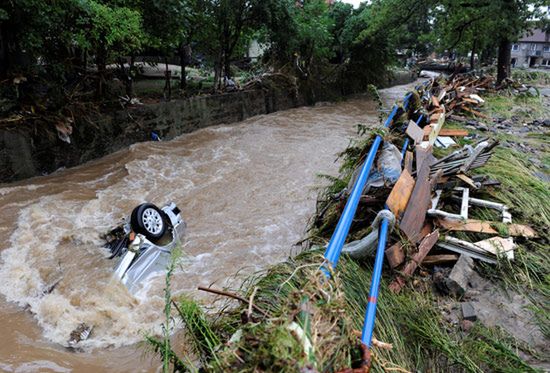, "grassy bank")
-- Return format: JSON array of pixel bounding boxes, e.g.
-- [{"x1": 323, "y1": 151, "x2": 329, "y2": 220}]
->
[{"x1": 147, "y1": 82, "x2": 549, "y2": 372}]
